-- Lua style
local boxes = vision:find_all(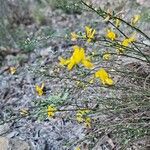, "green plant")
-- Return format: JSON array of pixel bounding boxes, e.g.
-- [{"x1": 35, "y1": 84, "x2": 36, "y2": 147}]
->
[{"x1": 48, "y1": 0, "x2": 82, "y2": 14}]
